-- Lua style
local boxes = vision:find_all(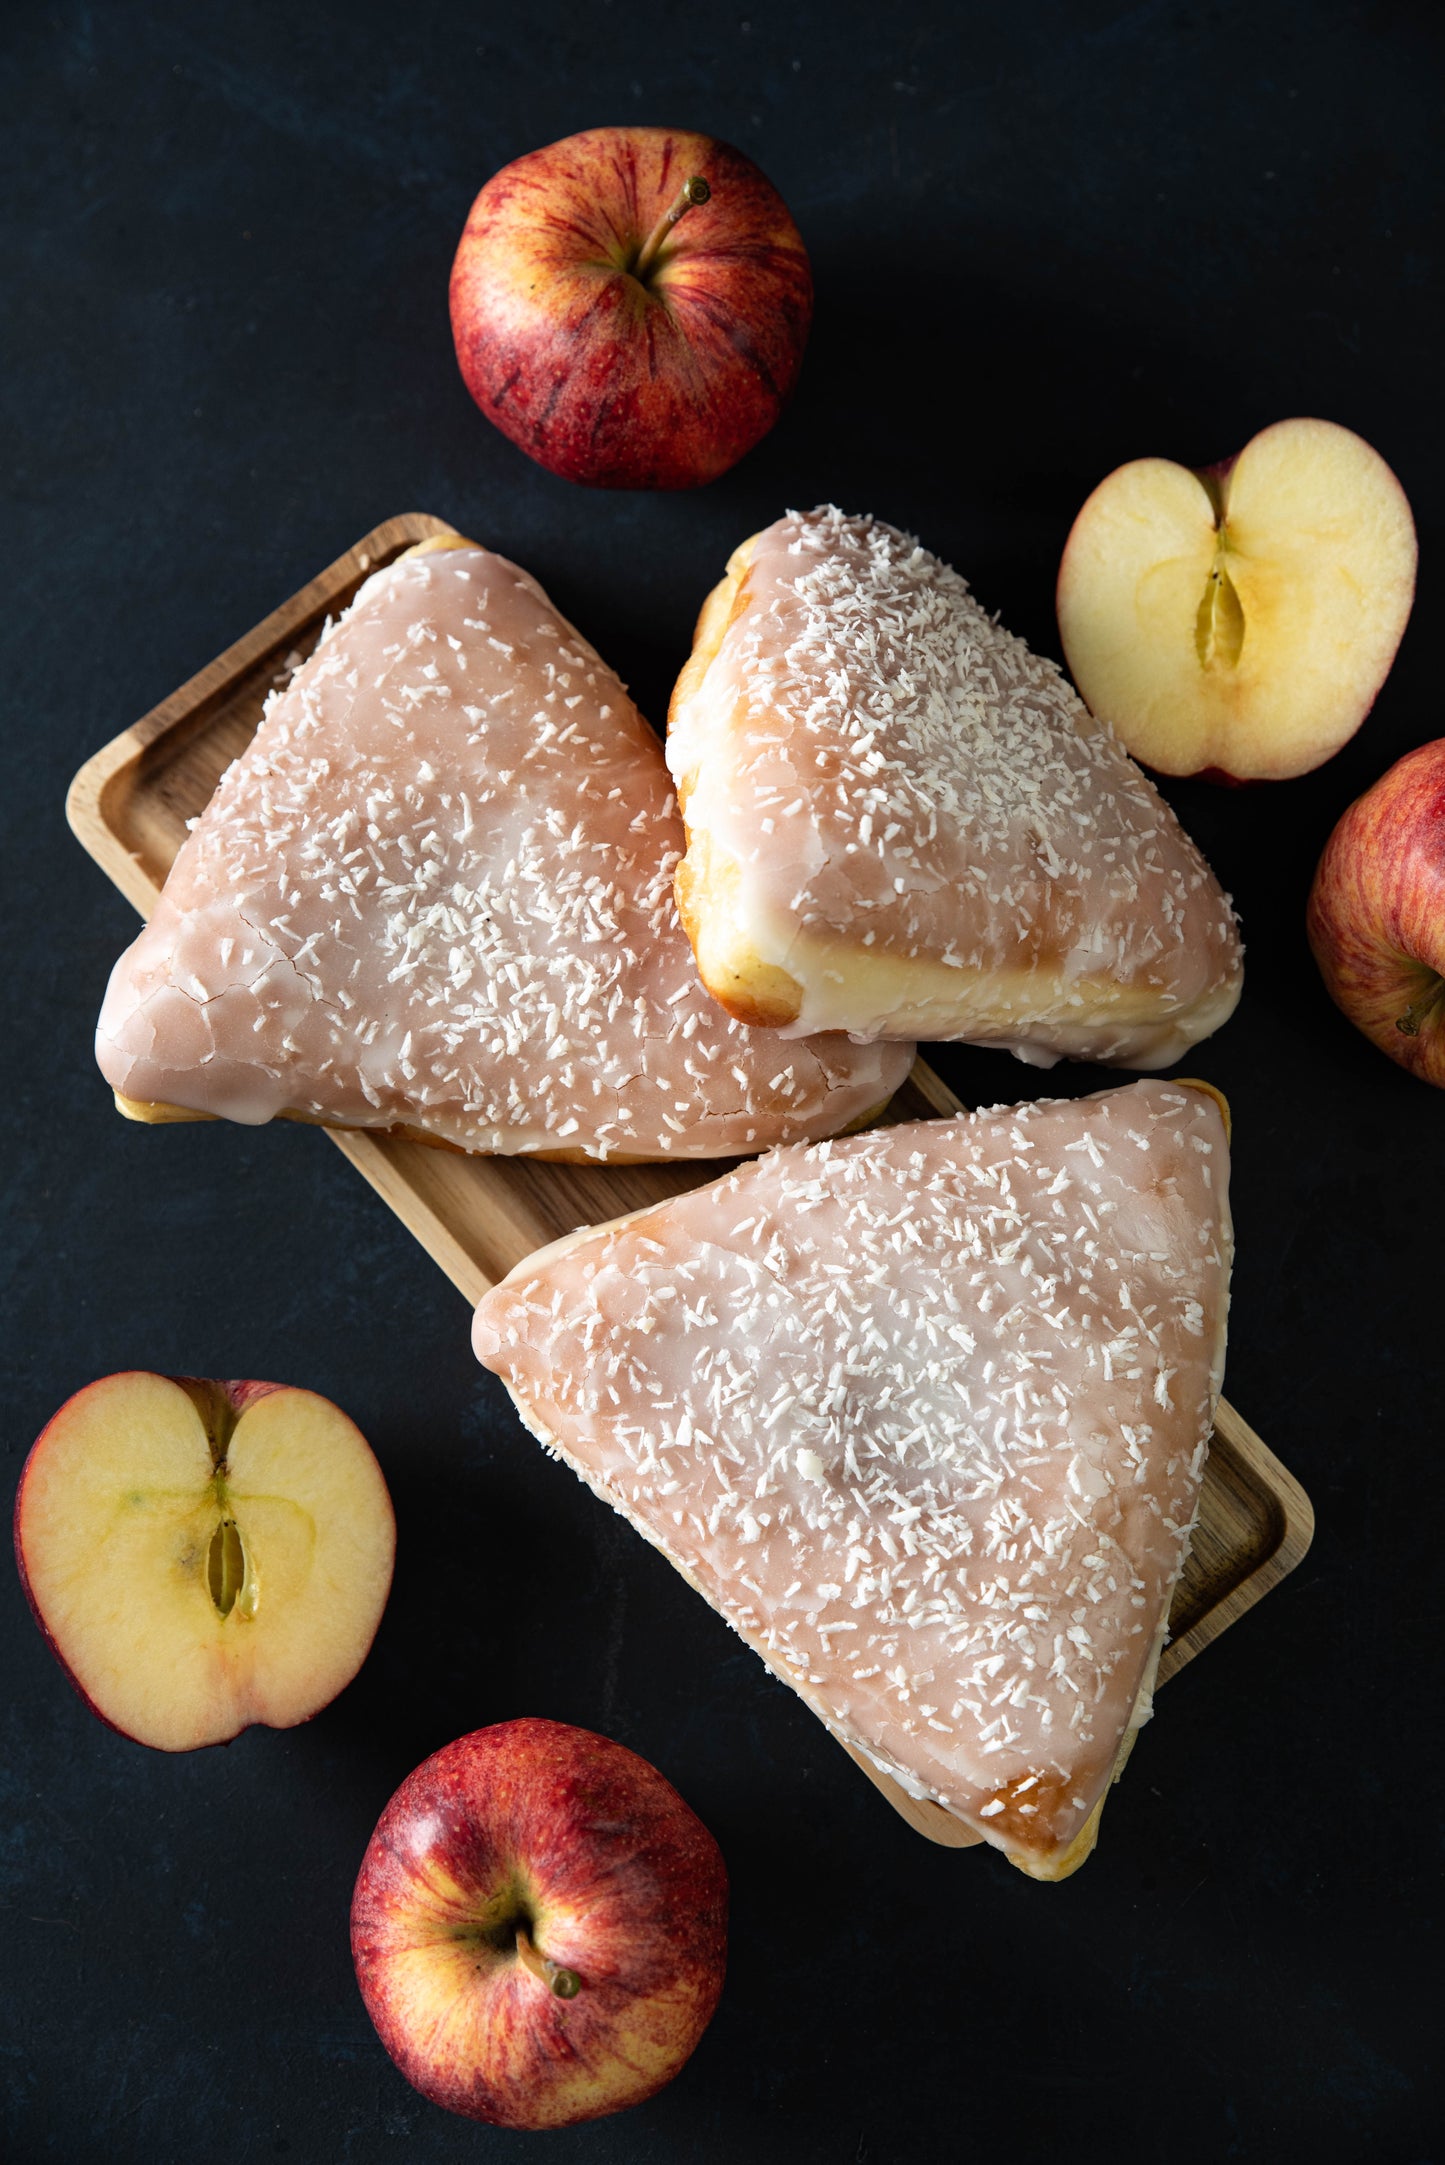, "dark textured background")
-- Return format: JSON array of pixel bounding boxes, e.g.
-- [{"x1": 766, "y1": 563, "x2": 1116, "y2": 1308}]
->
[{"x1": 3, "y1": 3, "x2": 1441, "y2": 2159}]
